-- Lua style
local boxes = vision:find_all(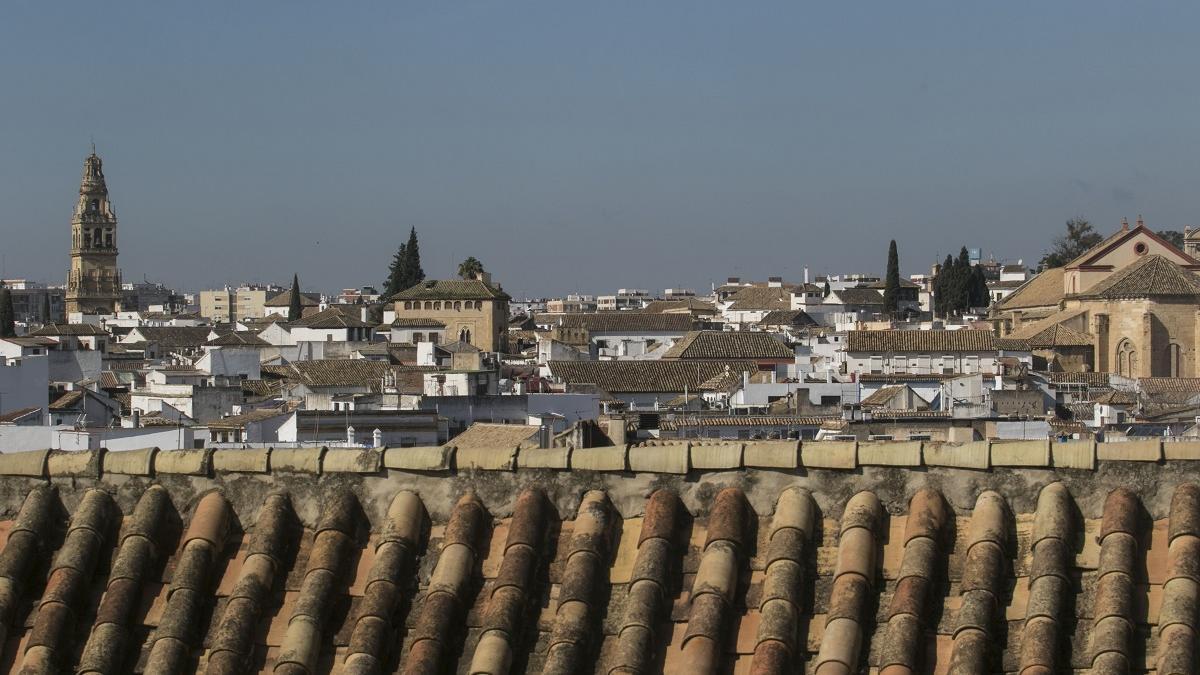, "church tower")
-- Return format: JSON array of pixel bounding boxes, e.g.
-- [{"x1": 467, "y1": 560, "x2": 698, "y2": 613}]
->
[{"x1": 65, "y1": 149, "x2": 121, "y2": 315}]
